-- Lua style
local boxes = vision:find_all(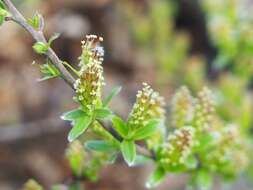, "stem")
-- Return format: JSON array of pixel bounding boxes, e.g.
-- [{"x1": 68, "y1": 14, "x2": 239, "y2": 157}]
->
[
  {"x1": 2, "y1": 0, "x2": 75, "y2": 88},
  {"x1": 2, "y1": 0, "x2": 156, "y2": 160}
]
